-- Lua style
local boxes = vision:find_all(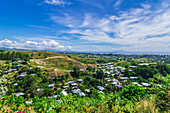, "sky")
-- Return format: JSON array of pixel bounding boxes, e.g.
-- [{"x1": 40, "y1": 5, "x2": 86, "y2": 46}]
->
[{"x1": 0, "y1": 0, "x2": 170, "y2": 53}]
